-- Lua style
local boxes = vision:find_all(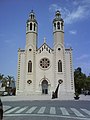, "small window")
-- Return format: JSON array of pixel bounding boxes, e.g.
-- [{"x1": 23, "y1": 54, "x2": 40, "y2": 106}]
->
[
  {"x1": 57, "y1": 22, "x2": 60, "y2": 29},
  {"x1": 61, "y1": 22, "x2": 63, "y2": 30},
  {"x1": 29, "y1": 49, "x2": 32, "y2": 51},
  {"x1": 30, "y1": 23, "x2": 32, "y2": 30},
  {"x1": 34, "y1": 23, "x2": 36, "y2": 31},
  {"x1": 58, "y1": 60, "x2": 62, "y2": 72},
  {"x1": 32, "y1": 15, "x2": 34, "y2": 19},
  {"x1": 27, "y1": 80, "x2": 32, "y2": 84},
  {"x1": 44, "y1": 45, "x2": 45, "y2": 49},
  {"x1": 46, "y1": 47, "x2": 48, "y2": 51},
  {"x1": 42, "y1": 47, "x2": 43, "y2": 51},
  {"x1": 27, "y1": 24, "x2": 29, "y2": 31},
  {"x1": 54, "y1": 23, "x2": 56, "y2": 30},
  {"x1": 49, "y1": 49, "x2": 50, "y2": 53},
  {"x1": 28, "y1": 60, "x2": 32, "y2": 72},
  {"x1": 39, "y1": 50, "x2": 41, "y2": 53},
  {"x1": 58, "y1": 48, "x2": 61, "y2": 51},
  {"x1": 31, "y1": 15, "x2": 32, "y2": 19}
]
